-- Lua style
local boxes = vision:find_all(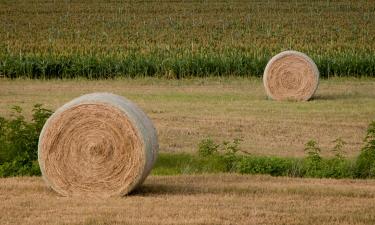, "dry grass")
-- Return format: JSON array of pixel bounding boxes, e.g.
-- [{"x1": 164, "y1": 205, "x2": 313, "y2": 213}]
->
[
  {"x1": 0, "y1": 77, "x2": 374, "y2": 158},
  {"x1": 1, "y1": 174, "x2": 375, "y2": 225},
  {"x1": 38, "y1": 93, "x2": 158, "y2": 197}
]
